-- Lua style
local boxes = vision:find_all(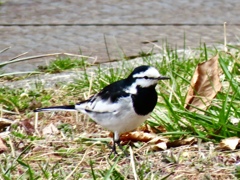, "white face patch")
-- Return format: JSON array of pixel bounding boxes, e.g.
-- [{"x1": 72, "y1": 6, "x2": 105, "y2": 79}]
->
[
  {"x1": 135, "y1": 78, "x2": 159, "y2": 88},
  {"x1": 131, "y1": 67, "x2": 161, "y2": 88},
  {"x1": 125, "y1": 78, "x2": 159, "y2": 94},
  {"x1": 133, "y1": 67, "x2": 161, "y2": 79}
]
